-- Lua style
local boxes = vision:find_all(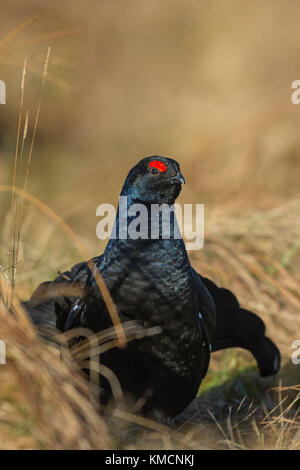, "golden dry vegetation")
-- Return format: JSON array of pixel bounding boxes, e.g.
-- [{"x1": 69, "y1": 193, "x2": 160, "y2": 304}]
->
[{"x1": 0, "y1": 0, "x2": 299, "y2": 449}]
